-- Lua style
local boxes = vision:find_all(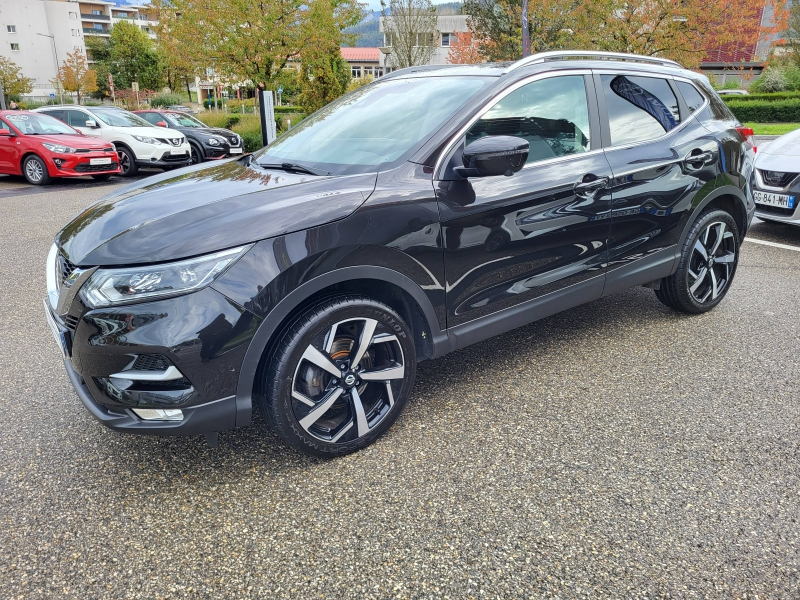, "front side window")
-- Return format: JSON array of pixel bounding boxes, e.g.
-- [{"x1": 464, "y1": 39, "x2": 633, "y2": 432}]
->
[
  {"x1": 256, "y1": 76, "x2": 489, "y2": 175},
  {"x1": 91, "y1": 109, "x2": 152, "y2": 127},
  {"x1": 66, "y1": 110, "x2": 90, "y2": 128},
  {"x1": 466, "y1": 75, "x2": 591, "y2": 165},
  {"x1": 602, "y1": 75, "x2": 681, "y2": 146},
  {"x1": 165, "y1": 113, "x2": 206, "y2": 127}
]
